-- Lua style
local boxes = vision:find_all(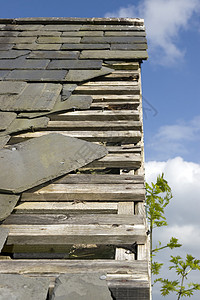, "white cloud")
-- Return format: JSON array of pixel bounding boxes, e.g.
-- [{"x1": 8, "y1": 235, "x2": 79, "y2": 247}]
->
[
  {"x1": 146, "y1": 115, "x2": 200, "y2": 160},
  {"x1": 105, "y1": 0, "x2": 200, "y2": 65}
]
